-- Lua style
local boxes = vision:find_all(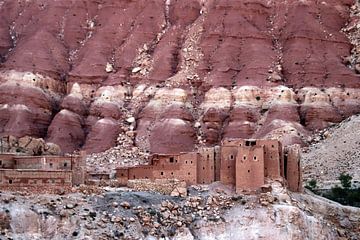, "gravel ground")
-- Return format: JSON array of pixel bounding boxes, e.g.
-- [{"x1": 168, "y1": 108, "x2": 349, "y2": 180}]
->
[{"x1": 302, "y1": 114, "x2": 360, "y2": 188}]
